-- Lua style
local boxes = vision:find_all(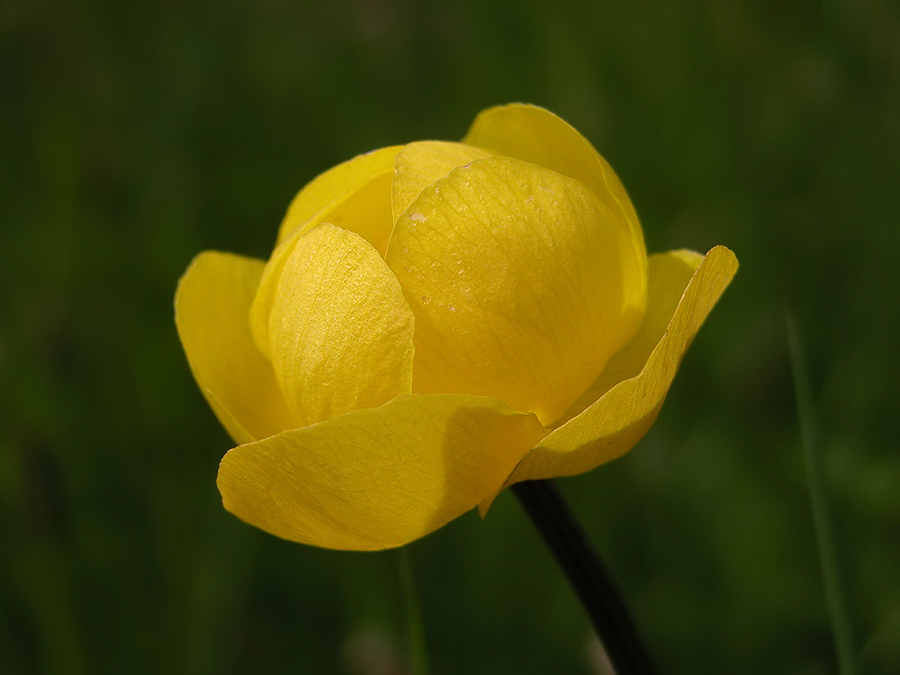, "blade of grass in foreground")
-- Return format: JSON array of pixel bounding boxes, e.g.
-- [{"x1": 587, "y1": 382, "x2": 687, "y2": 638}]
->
[
  {"x1": 397, "y1": 548, "x2": 429, "y2": 675},
  {"x1": 786, "y1": 307, "x2": 856, "y2": 675}
]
